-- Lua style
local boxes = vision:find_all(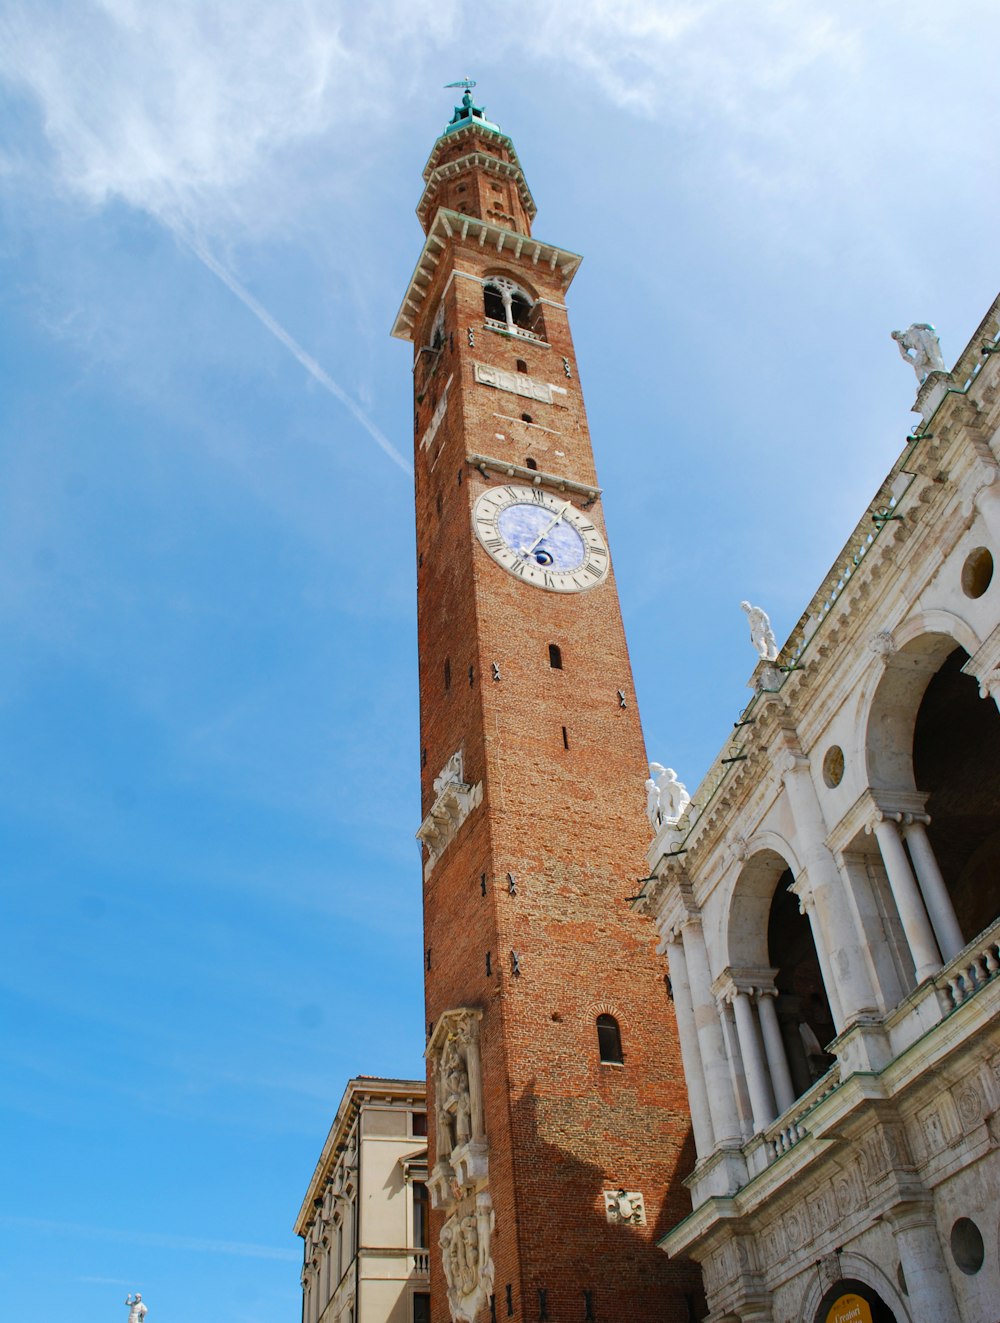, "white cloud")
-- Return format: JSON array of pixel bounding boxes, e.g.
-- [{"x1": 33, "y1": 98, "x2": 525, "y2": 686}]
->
[{"x1": 0, "y1": 0, "x2": 457, "y2": 234}]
